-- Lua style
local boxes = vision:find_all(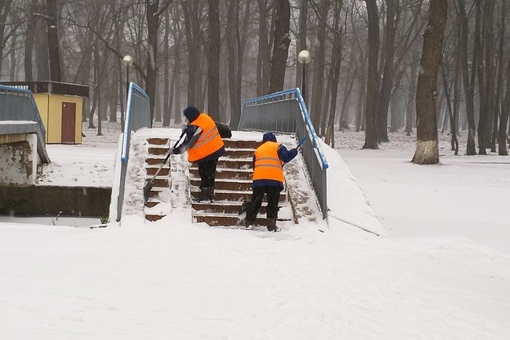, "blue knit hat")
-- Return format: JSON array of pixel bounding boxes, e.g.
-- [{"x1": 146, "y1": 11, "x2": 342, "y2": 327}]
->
[
  {"x1": 262, "y1": 132, "x2": 277, "y2": 142},
  {"x1": 183, "y1": 106, "x2": 200, "y2": 122}
]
